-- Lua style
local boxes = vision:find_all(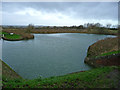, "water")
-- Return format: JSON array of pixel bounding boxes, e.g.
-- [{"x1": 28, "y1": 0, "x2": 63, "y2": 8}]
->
[{"x1": 2, "y1": 33, "x2": 116, "y2": 79}]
